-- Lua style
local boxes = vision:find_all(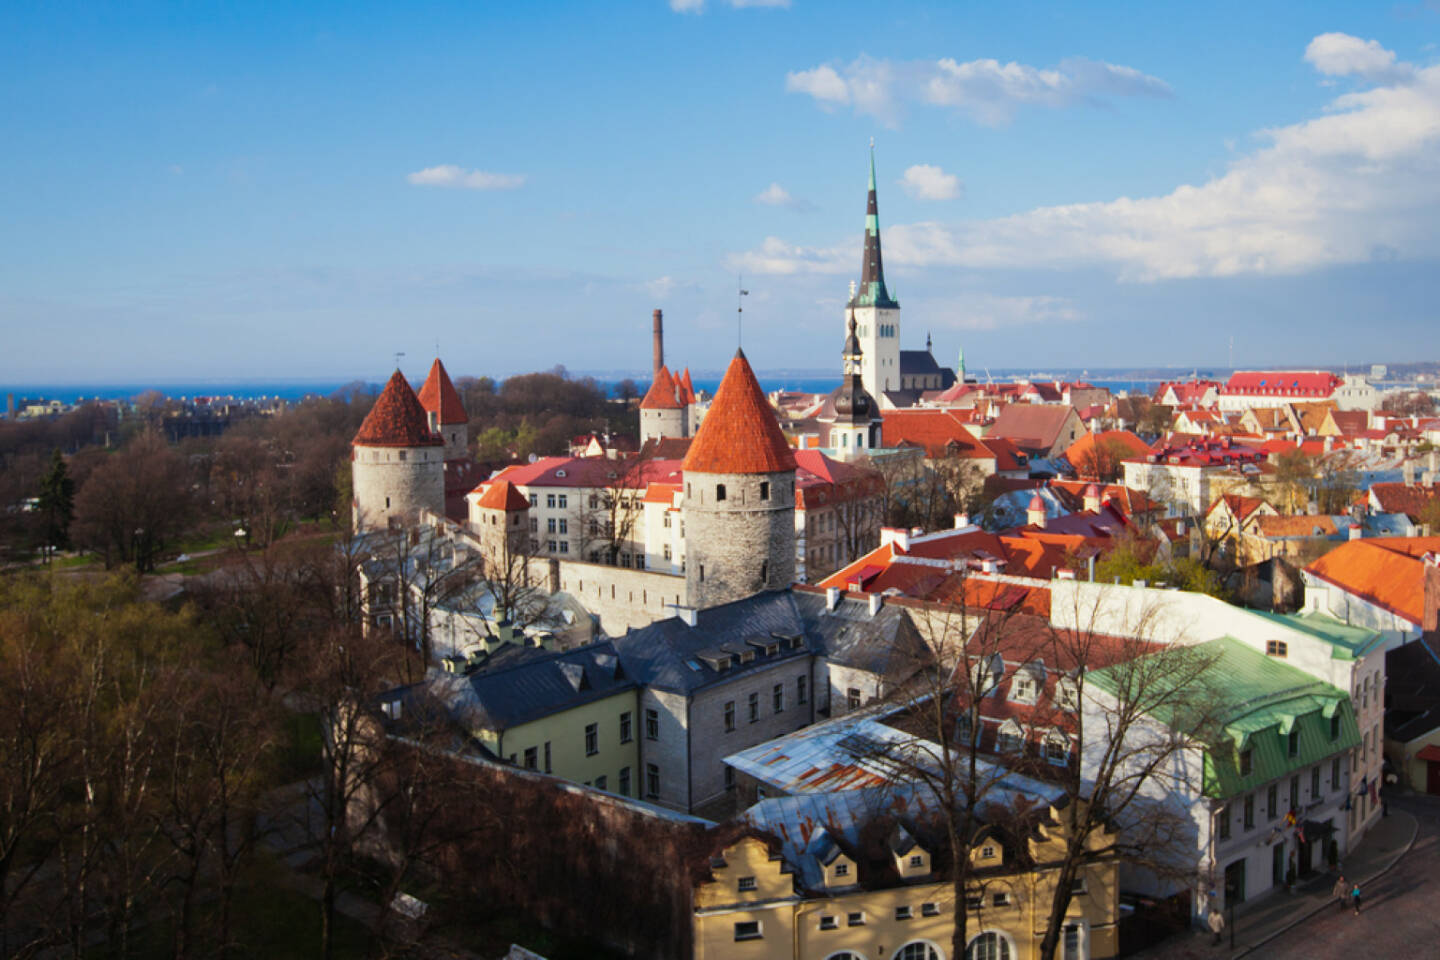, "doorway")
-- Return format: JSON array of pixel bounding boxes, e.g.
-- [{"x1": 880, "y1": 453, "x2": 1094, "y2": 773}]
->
[
  {"x1": 1225, "y1": 858, "x2": 1247, "y2": 906},
  {"x1": 1271, "y1": 843, "x2": 1285, "y2": 891}
]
